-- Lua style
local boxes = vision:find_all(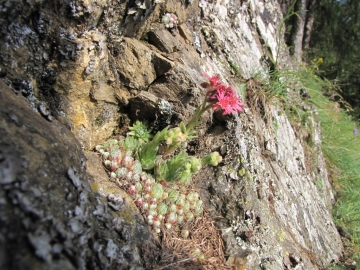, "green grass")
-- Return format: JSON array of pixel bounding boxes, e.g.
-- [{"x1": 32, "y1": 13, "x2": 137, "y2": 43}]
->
[
  {"x1": 298, "y1": 69, "x2": 360, "y2": 265},
  {"x1": 248, "y1": 65, "x2": 360, "y2": 266}
]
